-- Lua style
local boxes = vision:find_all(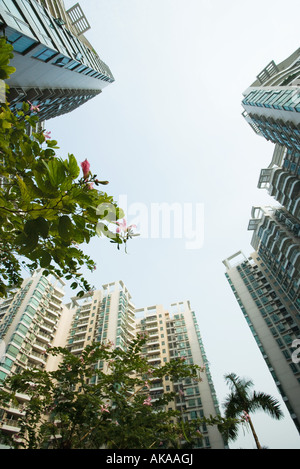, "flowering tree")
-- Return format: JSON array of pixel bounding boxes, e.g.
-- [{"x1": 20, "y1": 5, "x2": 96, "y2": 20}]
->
[
  {"x1": 0, "y1": 38, "x2": 128, "y2": 297},
  {"x1": 0, "y1": 336, "x2": 233, "y2": 449}
]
